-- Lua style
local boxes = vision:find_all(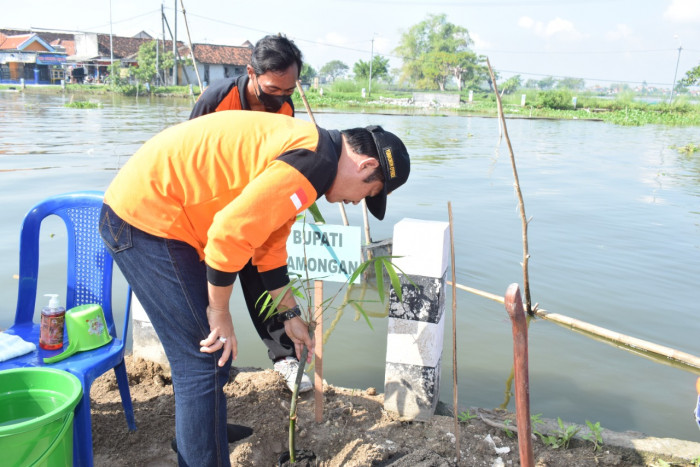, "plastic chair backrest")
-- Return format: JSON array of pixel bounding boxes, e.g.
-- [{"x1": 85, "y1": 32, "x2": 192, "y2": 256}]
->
[{"x1": 13, "y1": 191, "x2": 123, "y2": 339}]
